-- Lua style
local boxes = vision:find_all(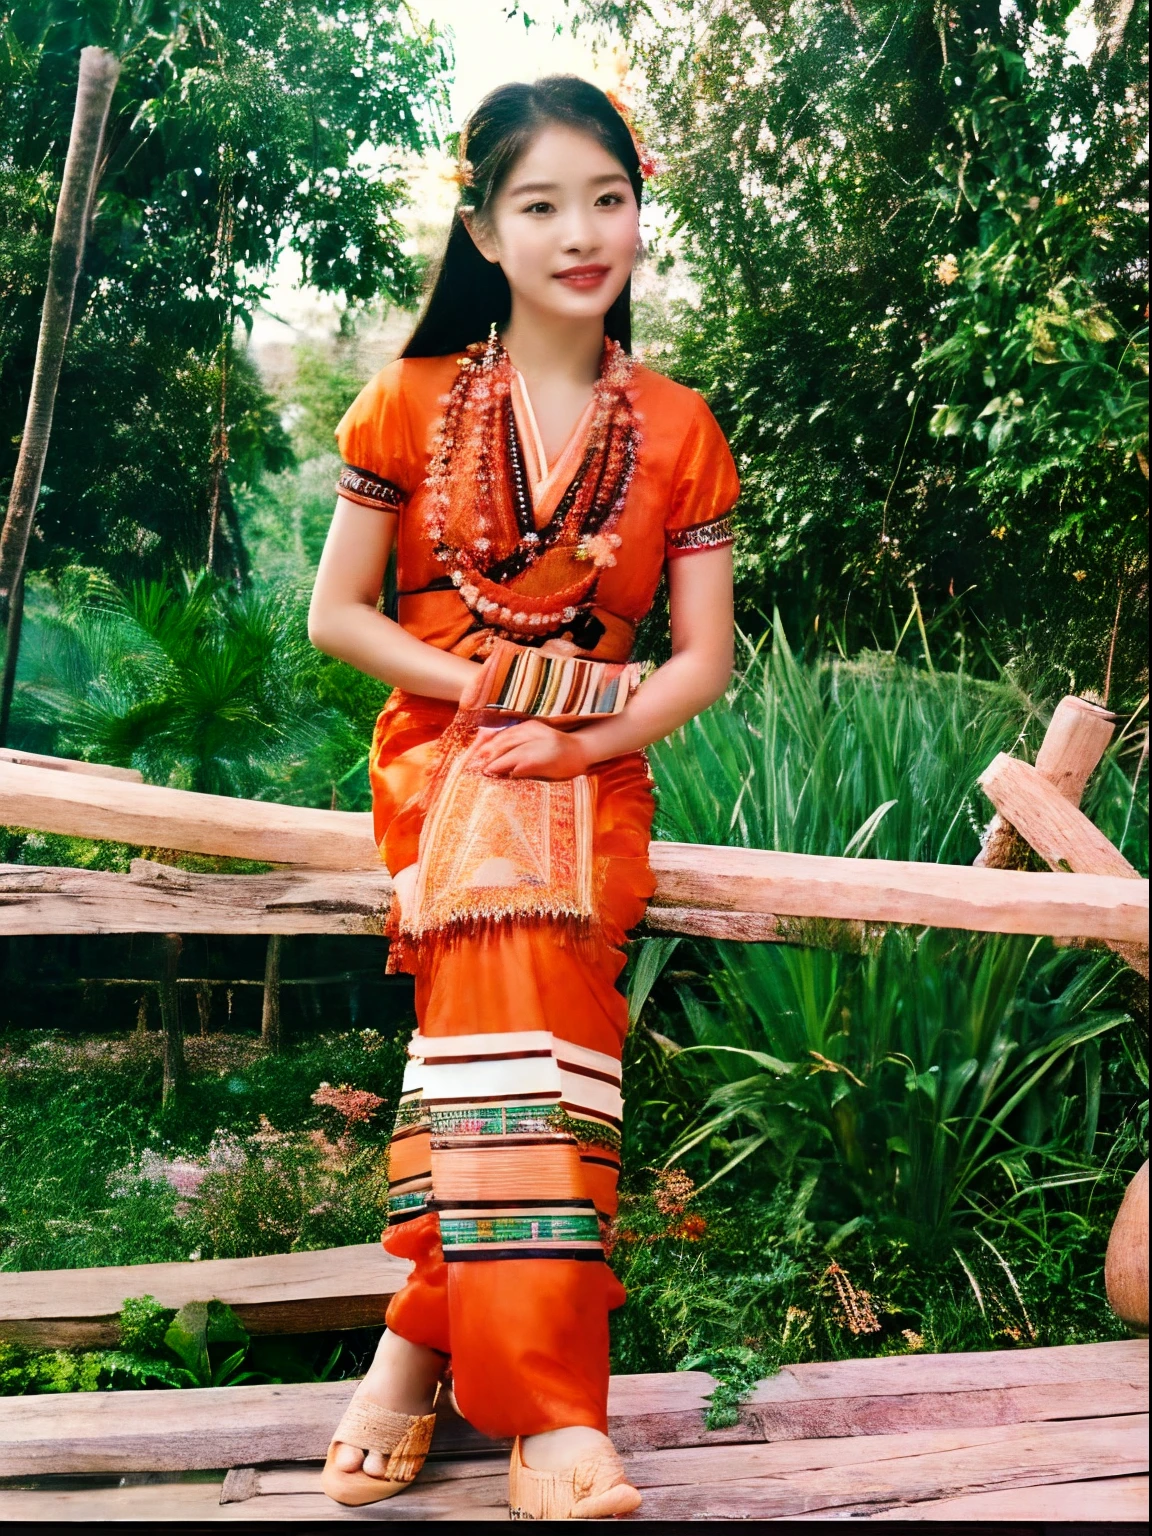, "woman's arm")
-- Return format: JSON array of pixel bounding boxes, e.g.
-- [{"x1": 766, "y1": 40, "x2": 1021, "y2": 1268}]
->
[
  {"x1": 474, "y1": 545, "x2": 734, "y2": 778},
  {"x1": 307, "y1": 498, "x2": 480, "y2": 701}
]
